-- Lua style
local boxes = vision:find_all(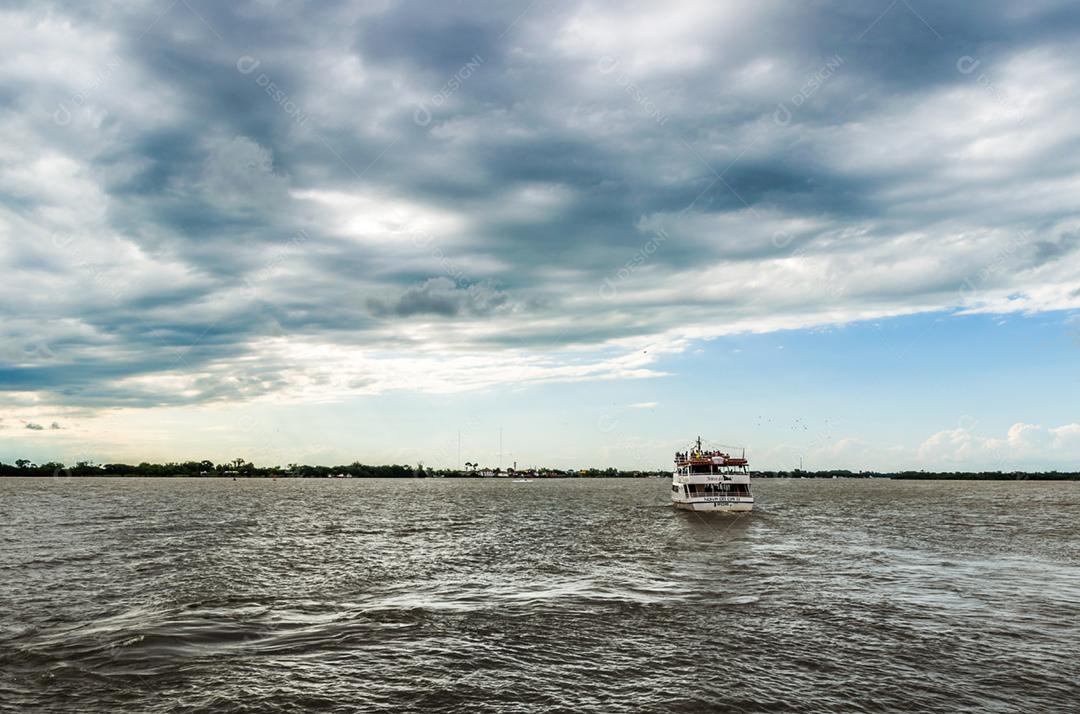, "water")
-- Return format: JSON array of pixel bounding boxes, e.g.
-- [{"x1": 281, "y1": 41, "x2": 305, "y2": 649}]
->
[{"x1": 1, "y1": 477, "x2": 1078, "y2": 713}]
